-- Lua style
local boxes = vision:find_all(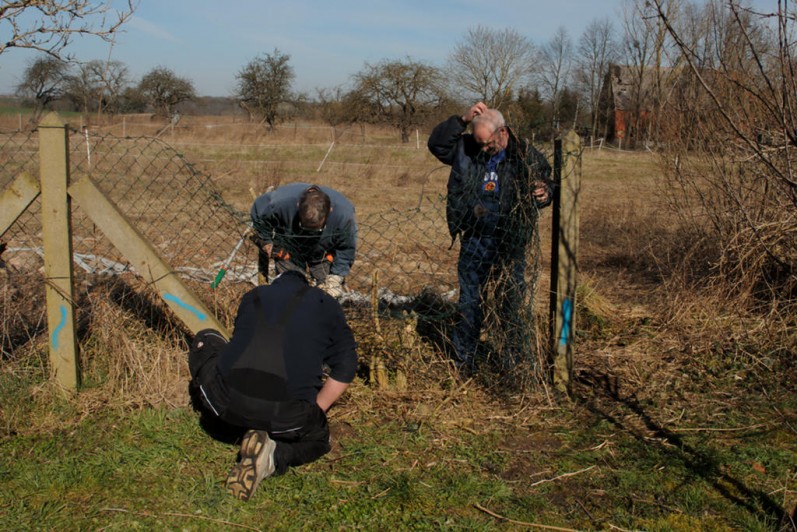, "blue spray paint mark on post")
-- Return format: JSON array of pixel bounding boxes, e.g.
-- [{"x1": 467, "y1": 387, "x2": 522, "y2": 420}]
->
[
  {"x1": 163, "y1": 293, "x2": 207, "y2": 321},
  {"x1": 51, "y1": 305, "x2": 67, "y2": 349},
  {"x1": 559, "y1": 297, "x2": 573, "y2": 348}
]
